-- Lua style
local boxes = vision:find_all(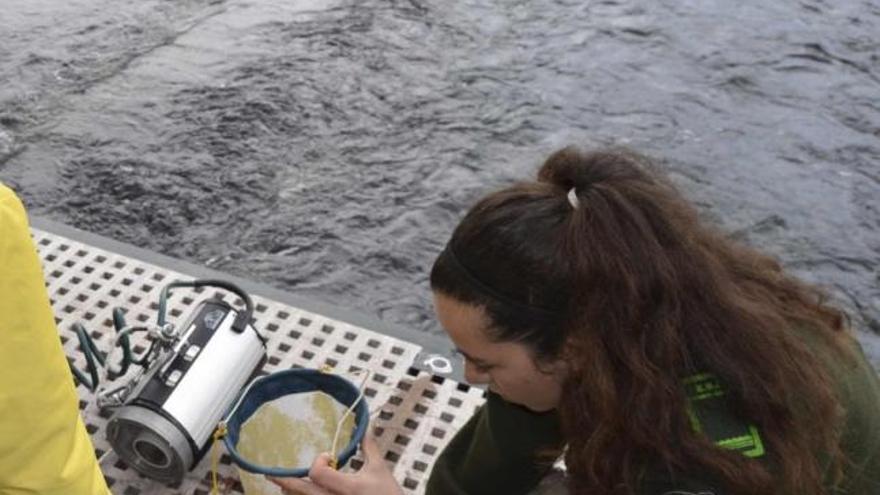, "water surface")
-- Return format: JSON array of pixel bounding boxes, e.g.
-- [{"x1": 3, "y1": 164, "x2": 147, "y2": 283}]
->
[{"x1": 1, "y1": 0, "x2": 878, "y2": 365}]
